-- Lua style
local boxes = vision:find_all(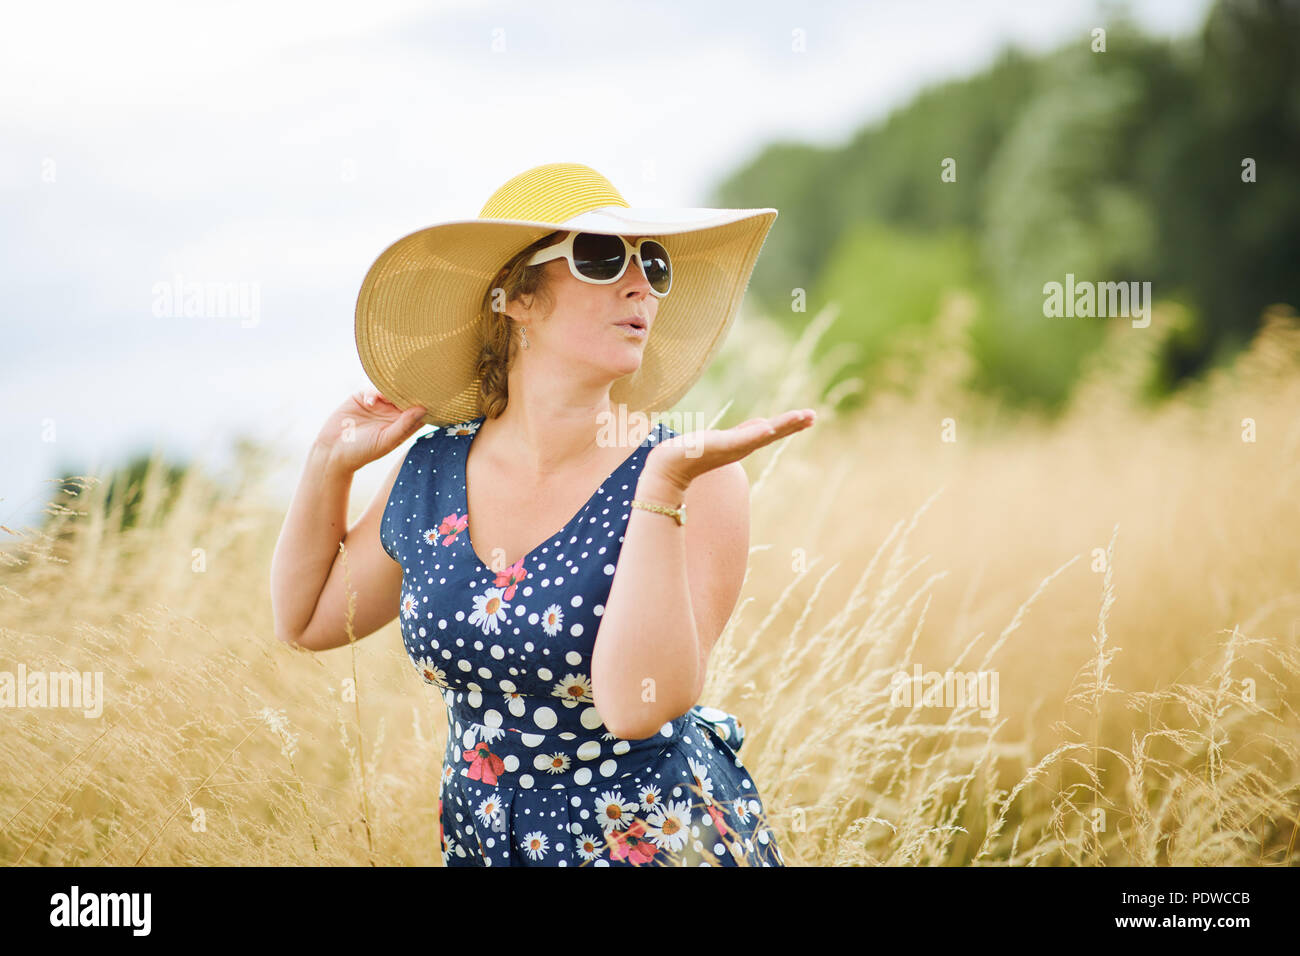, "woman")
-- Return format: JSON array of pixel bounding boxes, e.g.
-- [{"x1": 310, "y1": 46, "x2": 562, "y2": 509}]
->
[{"x1": 270, "y1": 162, "x2": 814, "y2": 866}]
